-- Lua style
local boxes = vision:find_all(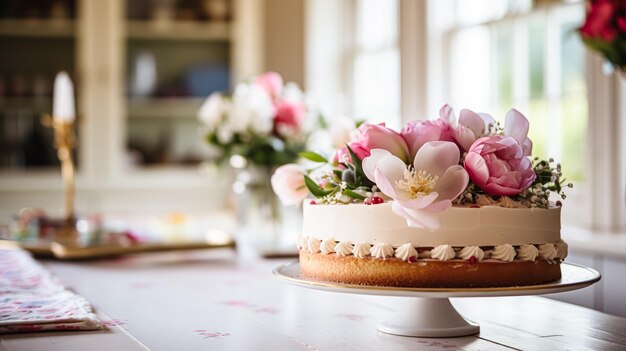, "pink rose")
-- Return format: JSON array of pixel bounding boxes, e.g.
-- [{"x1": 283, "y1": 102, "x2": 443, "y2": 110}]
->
[
  {"x1": 464, "y1": 136, "x2": 536, "y2": 196},
  {"x1": 335, "y1": 123, "x2": 410, "y2": 164},
  {"x1": 274, "y1": 100, "x2": 305, "y2": 134},
  {"x1": 254, "y1": 72, "x2": 283, "y2": 97},
  {"x1": 271, "y1": 164, "x2": 308, "y2": 205}
]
